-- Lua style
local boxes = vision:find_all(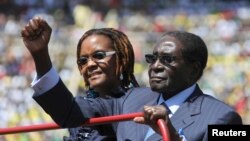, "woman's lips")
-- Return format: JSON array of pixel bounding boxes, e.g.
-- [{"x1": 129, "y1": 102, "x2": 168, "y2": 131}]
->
[{"x1": 88, "y1": 71, "x2": 102, "y2": 79}]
